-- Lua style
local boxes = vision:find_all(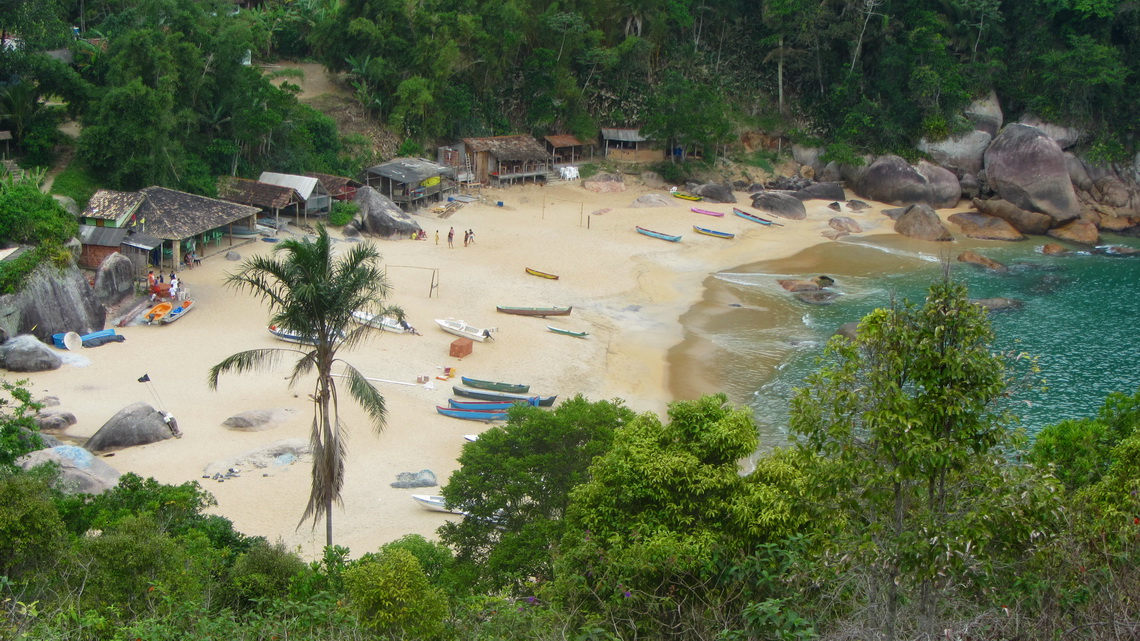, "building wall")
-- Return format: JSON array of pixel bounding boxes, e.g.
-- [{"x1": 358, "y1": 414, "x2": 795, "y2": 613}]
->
[
  {"x1": 604, "y1": 146, "x2": 665, "y2": 162},
  {"x1": 80, "y1": 245, "x2": 118, "y2": 270}
]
